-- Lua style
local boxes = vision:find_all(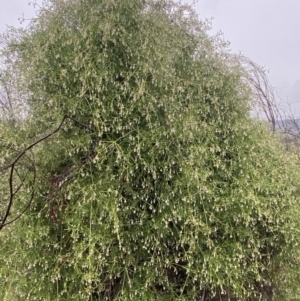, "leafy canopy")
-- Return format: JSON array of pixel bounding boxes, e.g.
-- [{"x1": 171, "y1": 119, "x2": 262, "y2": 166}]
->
[{"x1": 1, "y1": 0, "x2": 300, "y2": 300}]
